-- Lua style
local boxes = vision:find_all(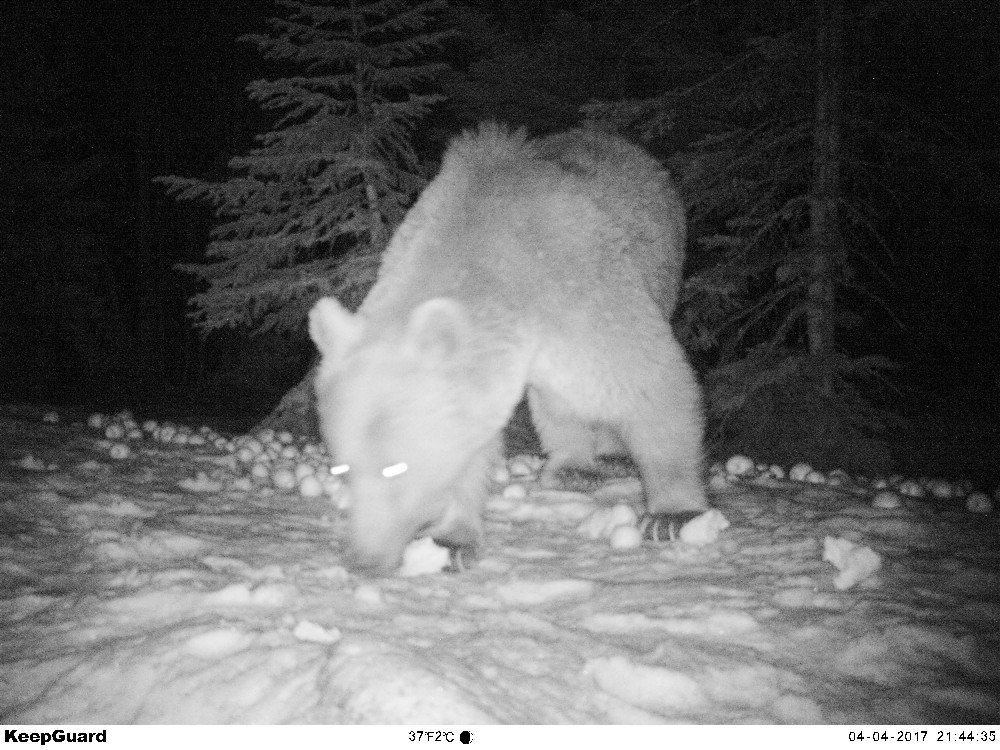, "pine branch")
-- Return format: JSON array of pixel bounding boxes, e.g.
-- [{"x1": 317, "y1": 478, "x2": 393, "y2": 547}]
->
[{"x1": 159, "y1": 0, "x2": 453, "y2": 334}]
